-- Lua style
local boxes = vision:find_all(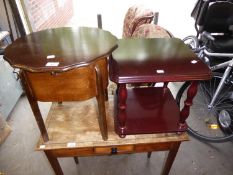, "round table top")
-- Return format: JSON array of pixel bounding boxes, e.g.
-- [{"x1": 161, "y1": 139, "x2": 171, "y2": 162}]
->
[{"x1": 4, "y1": 27, "x2": 118, "y2": 72}]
